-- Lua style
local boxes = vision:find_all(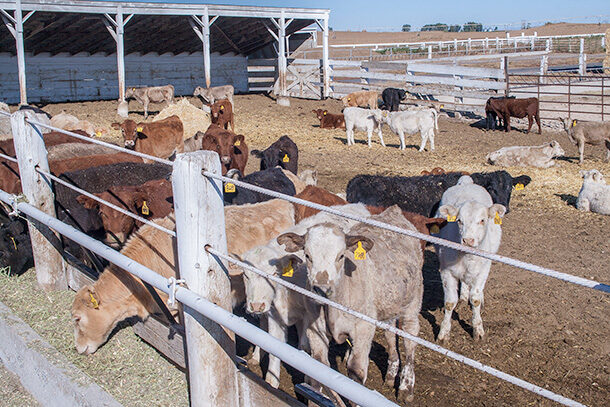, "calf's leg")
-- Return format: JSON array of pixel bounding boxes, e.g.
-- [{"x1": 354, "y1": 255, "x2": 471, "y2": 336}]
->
[
  {"x1": 265, "y1": 315, "x2": 286, "y2": 388},
  {"x1": 398, "y1": 311, "x2": 420, "y2": 403},
  {"x1": 526, "y1": 114, "x2": 533, "y2": 133},
  {"x1": 438, "y1": 271, "x2": 459, "y2": 341},
  {"x1": 503, "y1": 114, "x2": 510, "y2": 132},
  {"x1": 376, "y1": 123, "x2": 385, "y2": 147},
  {"x1": 383, "y1": 325, "x2": 400, "y2": 386},
  {"x1": 579, "y1": 141, "x2": 585, "y2": 164},
  {"x1": 345, "y1": 323, "x2": 375, "y2": 386}
]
